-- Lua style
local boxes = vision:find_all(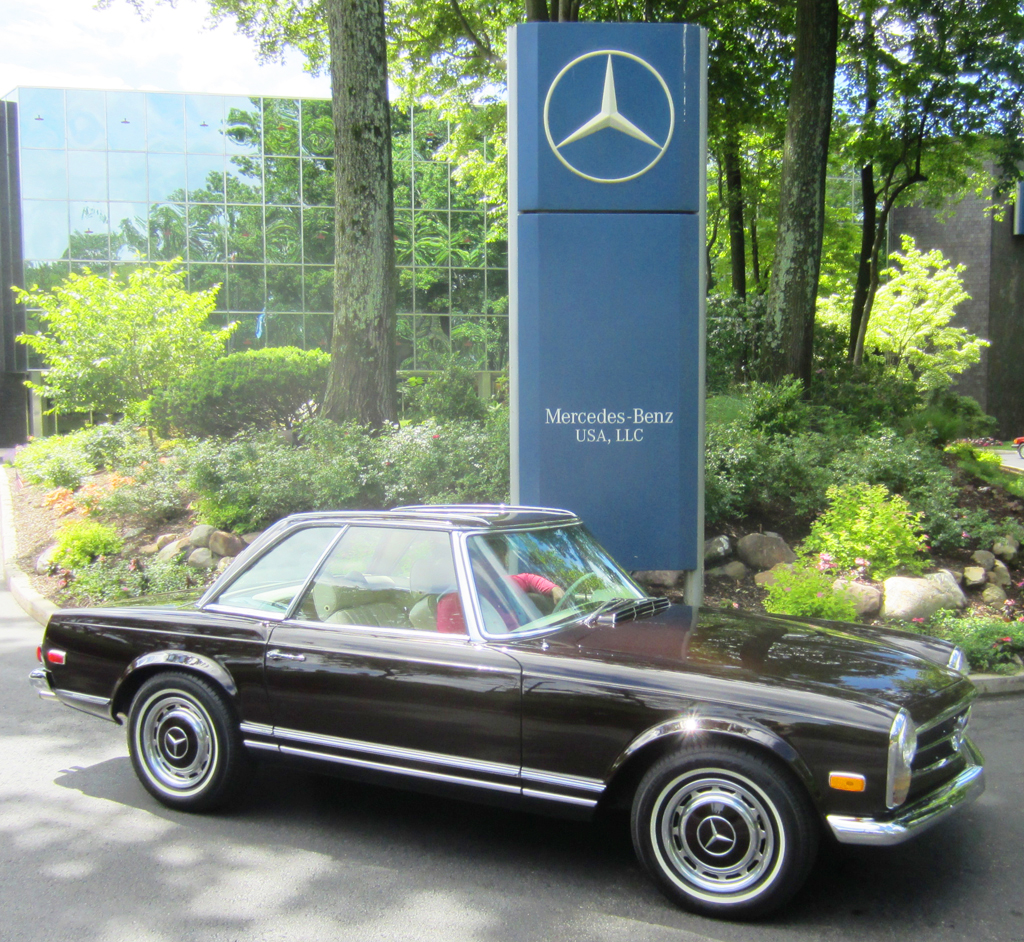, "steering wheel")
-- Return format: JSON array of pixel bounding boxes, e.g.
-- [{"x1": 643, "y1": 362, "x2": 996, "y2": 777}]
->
[{"x1": 553, "y1": 573, "x2": 600, "y2": 612}]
